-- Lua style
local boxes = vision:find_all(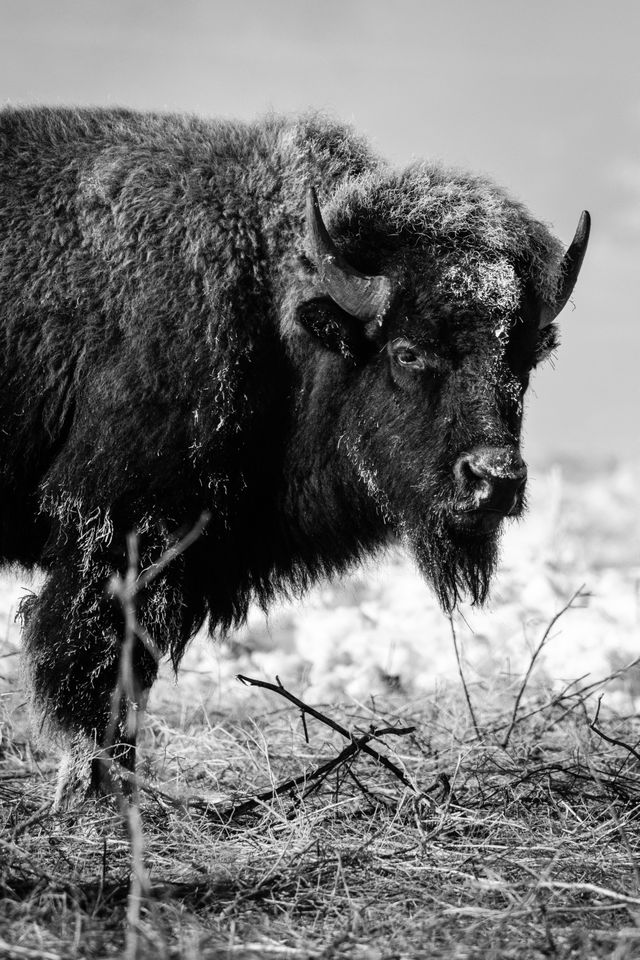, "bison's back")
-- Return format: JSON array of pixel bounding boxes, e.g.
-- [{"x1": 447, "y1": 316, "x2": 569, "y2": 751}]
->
[{"x1": 0, "y1": 107, "x2": 289, "y2": 565}]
